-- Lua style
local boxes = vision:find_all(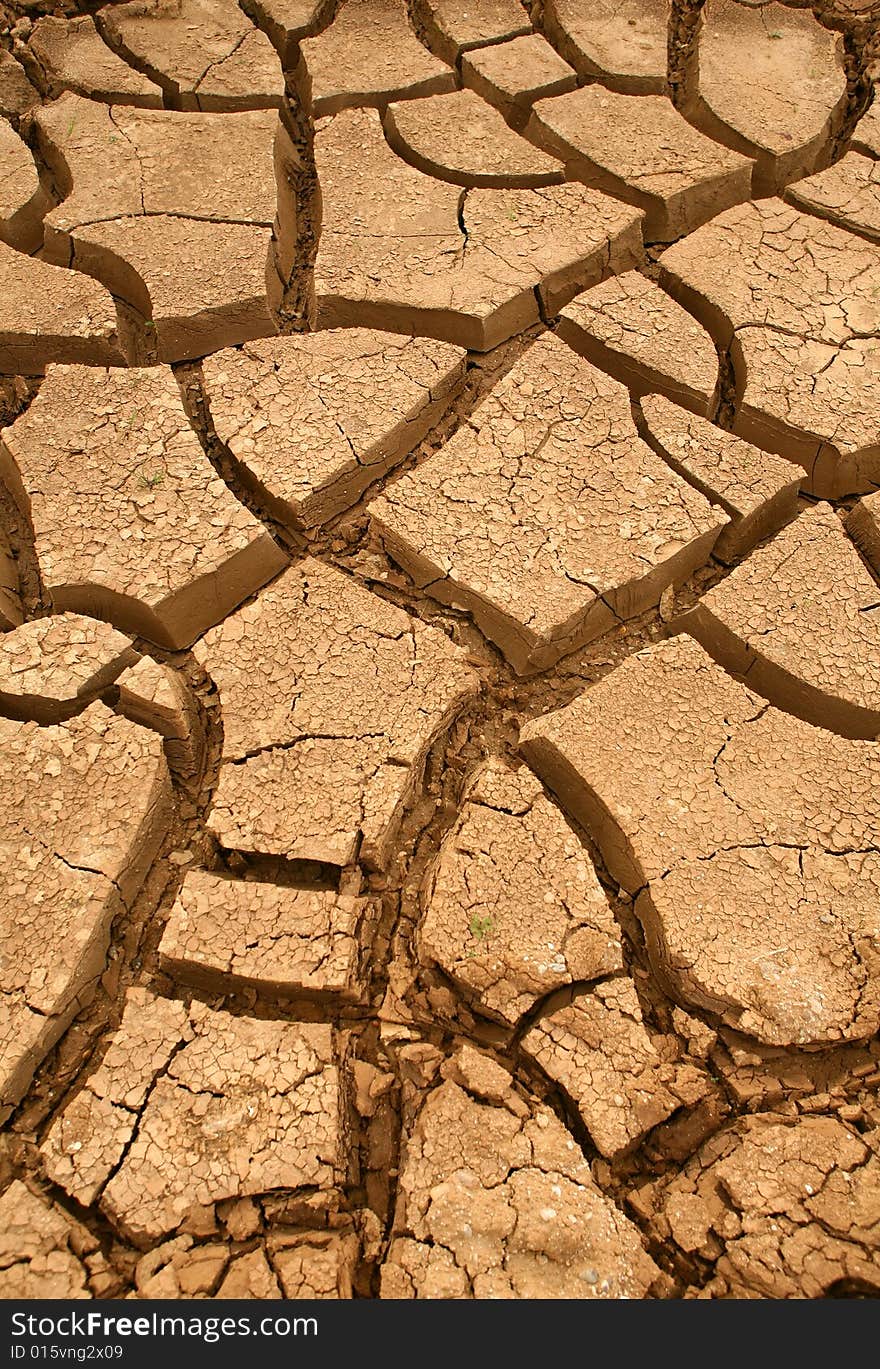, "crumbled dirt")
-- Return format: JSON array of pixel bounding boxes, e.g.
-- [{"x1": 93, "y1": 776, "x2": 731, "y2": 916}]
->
[{"x1": 2, "y1": 0, "x2": 880, "y2": 1304}]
